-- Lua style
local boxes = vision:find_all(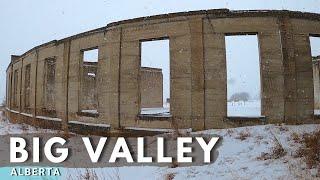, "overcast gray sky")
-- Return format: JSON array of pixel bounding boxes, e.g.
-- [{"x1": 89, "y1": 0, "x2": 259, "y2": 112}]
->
[{"x1": 0, "y1": 0, "x2": 320, "y2": 103}]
